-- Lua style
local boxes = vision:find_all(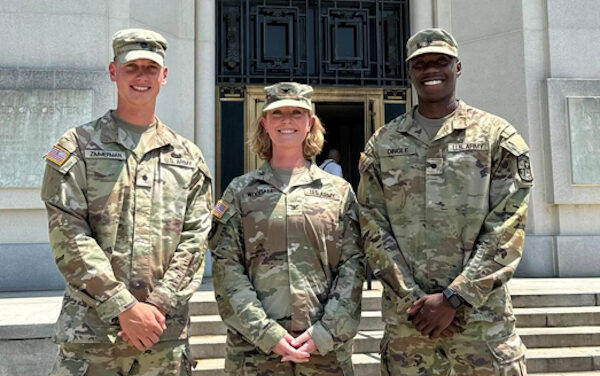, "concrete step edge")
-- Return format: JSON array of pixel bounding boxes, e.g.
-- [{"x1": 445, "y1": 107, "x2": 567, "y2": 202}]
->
[
  {"x1": 518, "y1": 326, "x2": 600, "y2": 335},
  {"x1": 514, "y1": 306, "x2": 600, "y2": 314},
  {"x1": 526, "y1": 346, "x2": 600, "y2": 357}
]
